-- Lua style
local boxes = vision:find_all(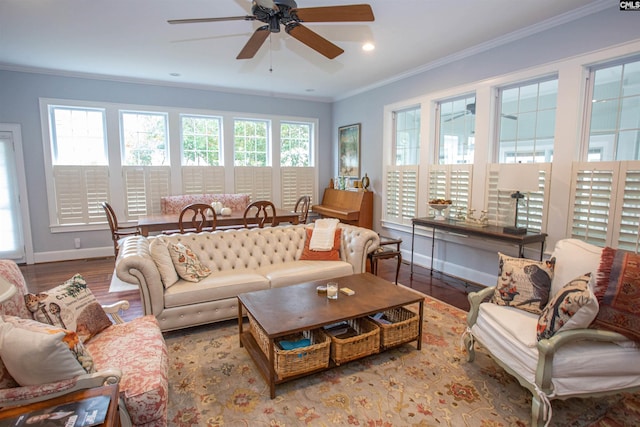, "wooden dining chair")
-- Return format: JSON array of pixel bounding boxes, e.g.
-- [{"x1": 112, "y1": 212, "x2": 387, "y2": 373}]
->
[
  {"x1": 243, "y1": 200, "x2": 277, "y2": 228},
  {"x1": 100, "y1": 201, "x2": 141, "y2": 257},
  {"x1": 178, "y1": 203, "x2": 218, "y2": 233},
  {"x1": 294, "y1": 195, "x2": 311, "y2": 224}
]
